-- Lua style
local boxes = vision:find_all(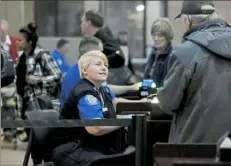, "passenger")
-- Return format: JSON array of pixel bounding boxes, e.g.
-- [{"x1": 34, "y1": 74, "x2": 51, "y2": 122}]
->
[
  {"x1": 51, "y1": 38, "x2": 70, "y2": 77},
  {"x1": 81, "y1": 10, "x2": 125, "y2": 68},
  {"x1": 53, "y1": 51, "x2": 128, "y2": 166},
  {"x1": 80, "y1": 10, "x2": 134, "y2": 85},
  {"x1": 151, "y1": 0, "x2": 231, "y2": 143},
  {"x1": 60, "y1": 36, "x2": 140, "y2": 110},
  {"x1": 143, "y1": 18, "x2": 174, "y2": 88},
  {"x1": 15, "y1": 22, "x2": 61, "y2": 118}
]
